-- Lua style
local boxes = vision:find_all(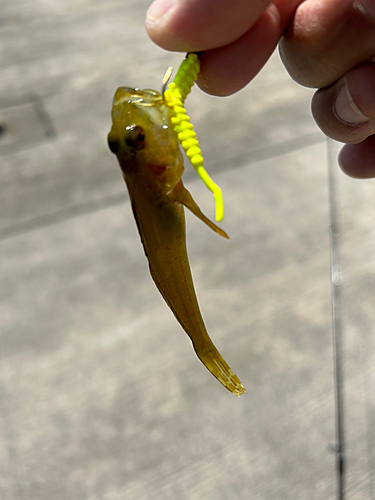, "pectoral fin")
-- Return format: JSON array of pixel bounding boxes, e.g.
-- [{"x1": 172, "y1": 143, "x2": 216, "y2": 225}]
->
[{"x1": 171, "y1": 181, "x2": 229, "y2": 239}]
